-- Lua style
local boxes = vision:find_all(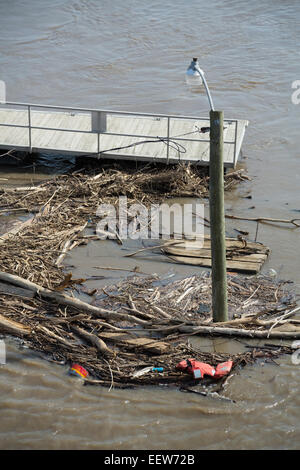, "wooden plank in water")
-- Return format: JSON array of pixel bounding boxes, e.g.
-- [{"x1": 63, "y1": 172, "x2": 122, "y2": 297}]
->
[
  {"x1": 164, "y1": 254, "x2": 262, "y2": 273},
  {"x1": 164, "y1": 246, "x2": 268, "y2": 263},
  {"x1": 162, "y1": 237, "x2": 270, "y2": 273},
  {"x1": 173, "y1": 237, "x2": 269, "y2": 252}
]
